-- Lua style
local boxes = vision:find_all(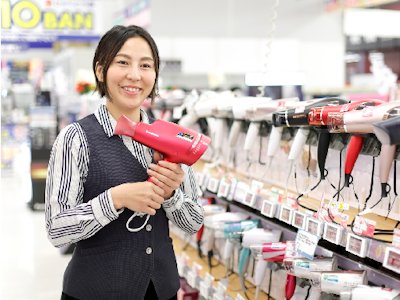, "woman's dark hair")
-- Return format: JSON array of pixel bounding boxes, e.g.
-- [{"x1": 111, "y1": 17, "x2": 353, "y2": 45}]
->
[{"x1": 93, "y1": 25, "x2": 160, "y2": 103}]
